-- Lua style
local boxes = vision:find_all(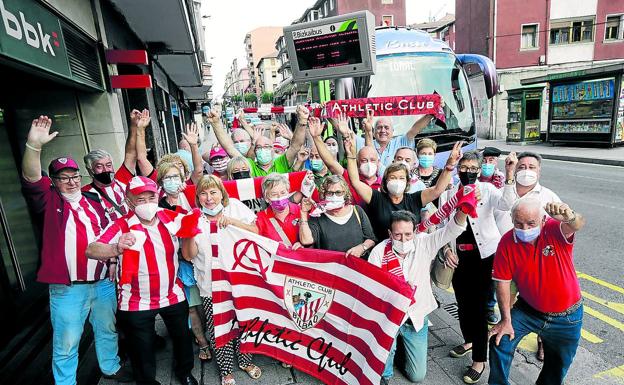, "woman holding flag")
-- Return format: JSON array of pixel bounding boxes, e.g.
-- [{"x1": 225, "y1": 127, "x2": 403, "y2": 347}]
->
[{"x1": 181, "y1": 175, "x2": 262, "y2": 385}]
